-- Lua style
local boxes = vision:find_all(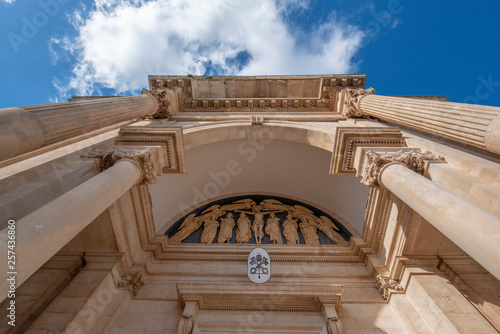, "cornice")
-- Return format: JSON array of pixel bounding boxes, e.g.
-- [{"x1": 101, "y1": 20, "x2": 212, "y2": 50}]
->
[{"x1": 148, "y1": 75, "x2": 366, "y2": 113}]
